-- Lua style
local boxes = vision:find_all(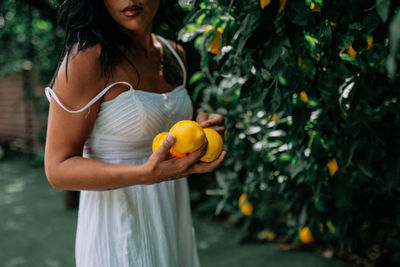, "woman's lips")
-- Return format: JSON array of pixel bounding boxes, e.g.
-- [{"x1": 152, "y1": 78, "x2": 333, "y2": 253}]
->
[{"x1": 122, "y1": 5, "x2": 143, "y2": 16}]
